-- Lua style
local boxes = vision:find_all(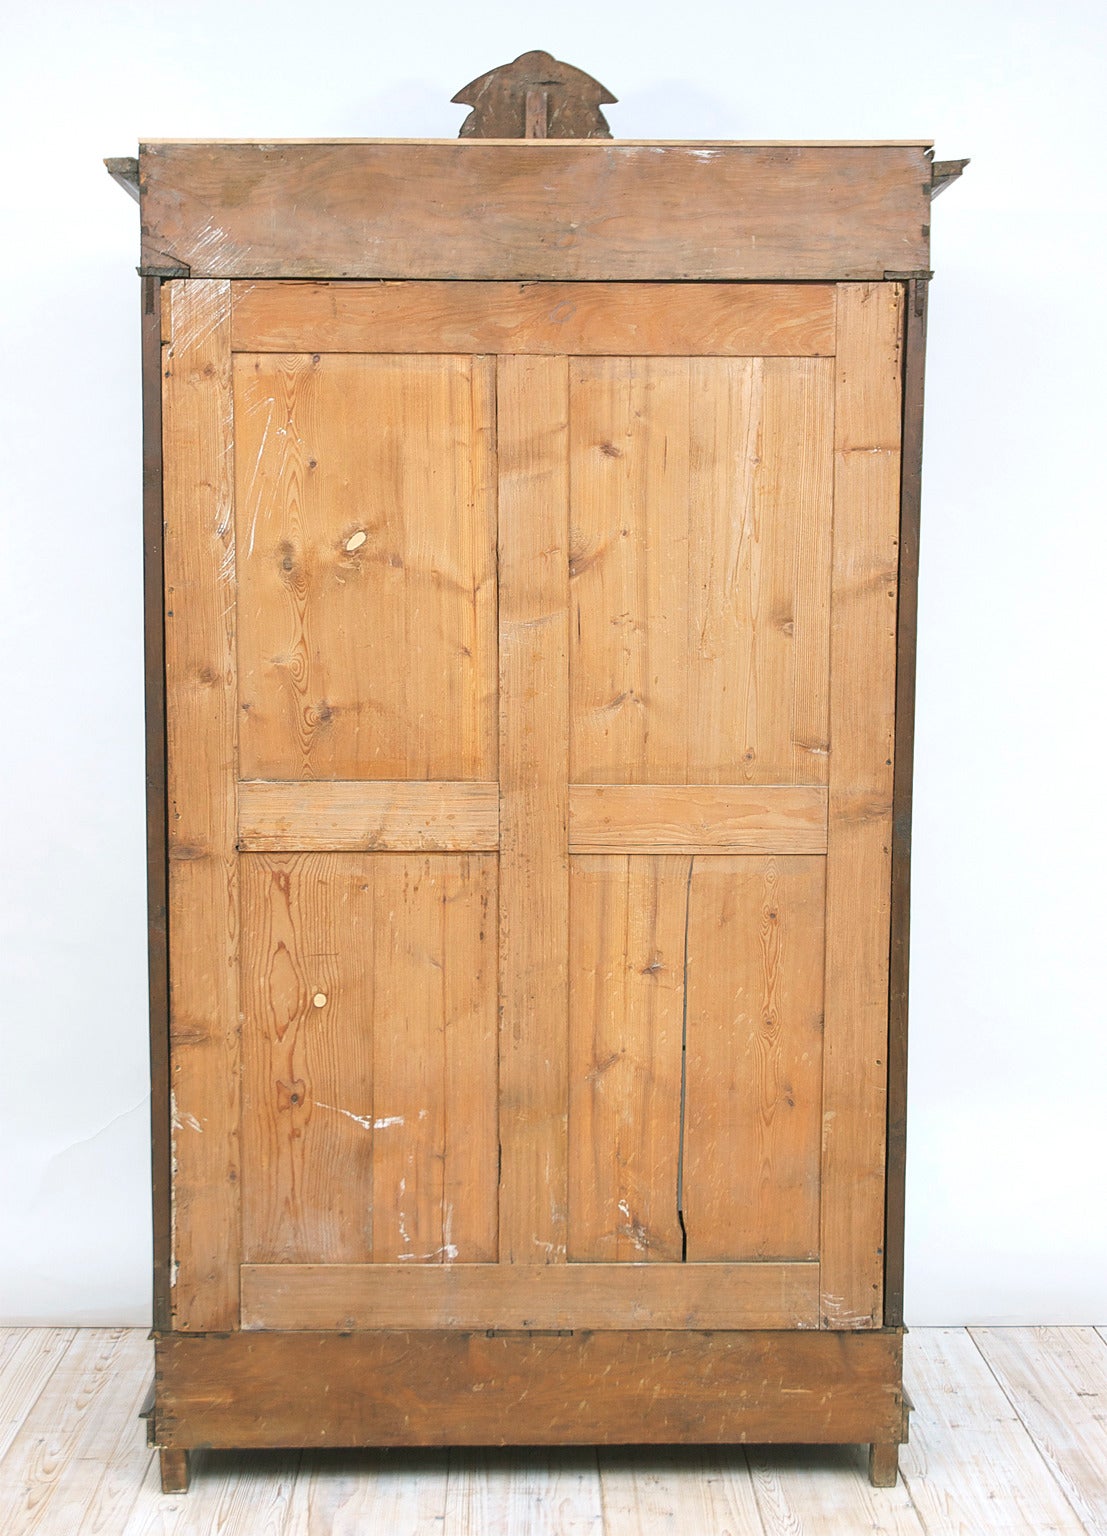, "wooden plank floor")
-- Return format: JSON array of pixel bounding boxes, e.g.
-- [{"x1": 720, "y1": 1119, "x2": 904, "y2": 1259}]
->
[{"x1": 0, "y1": 1327, "x2": 1104, "y2": 1533}]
